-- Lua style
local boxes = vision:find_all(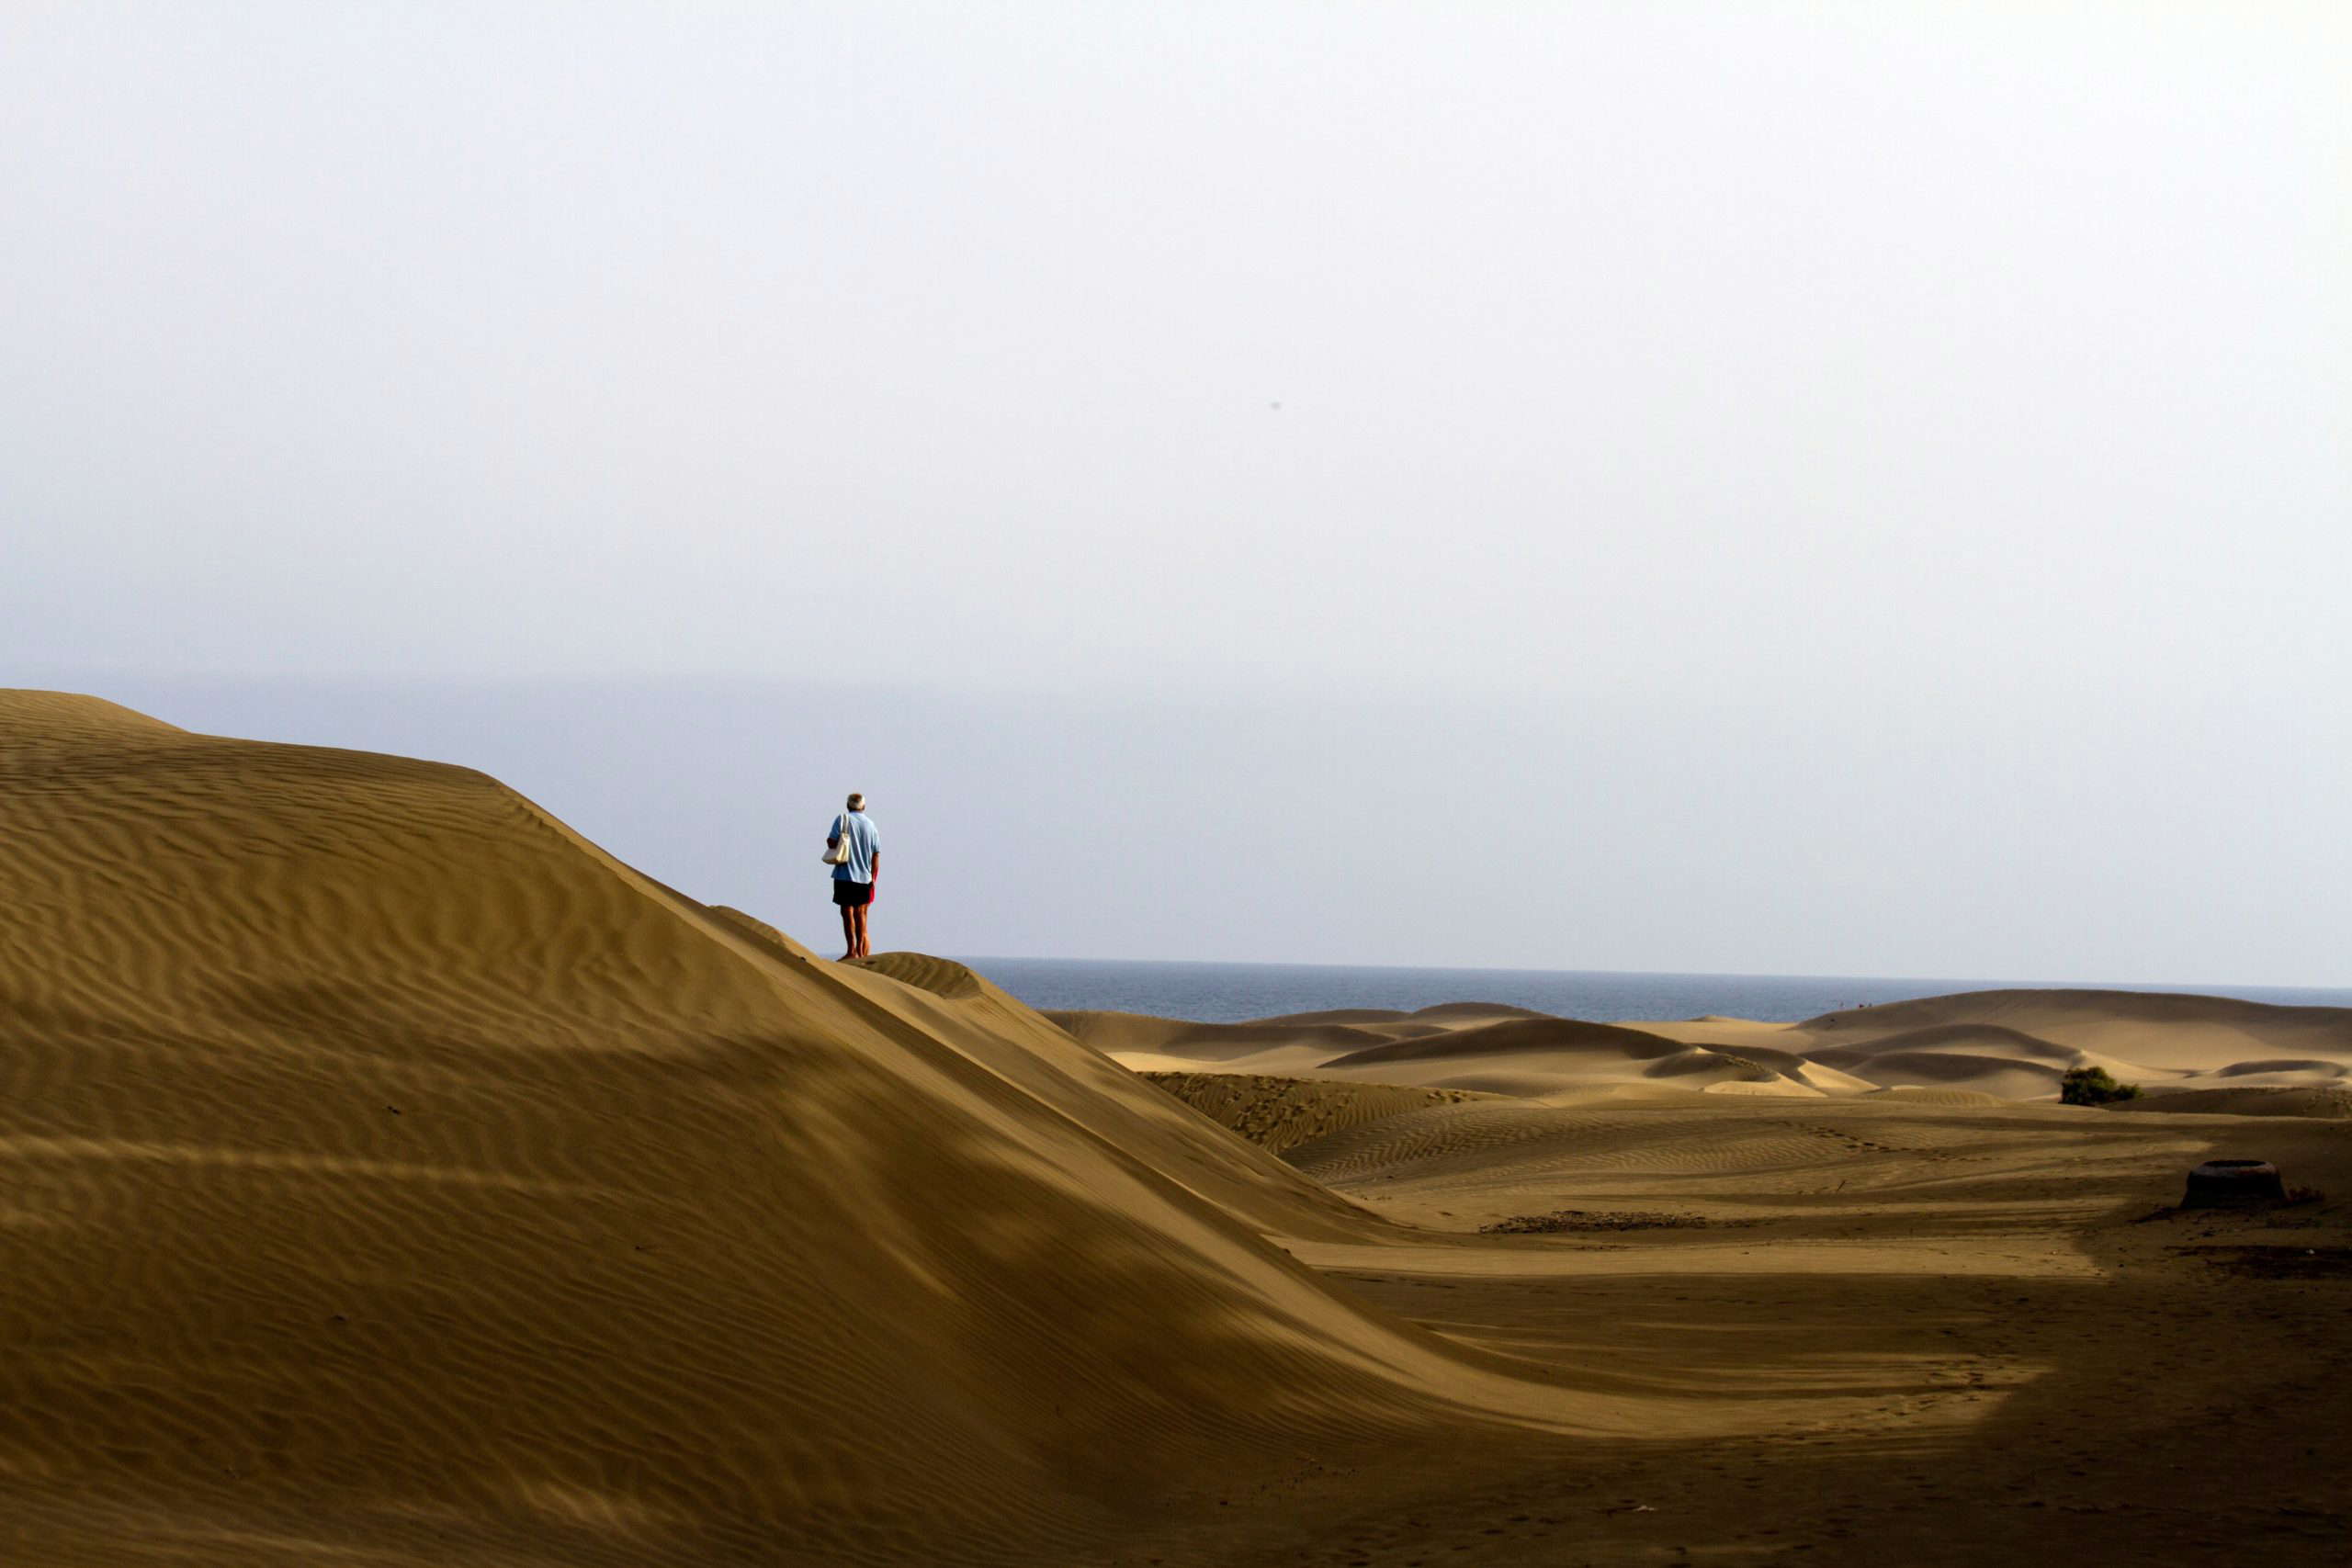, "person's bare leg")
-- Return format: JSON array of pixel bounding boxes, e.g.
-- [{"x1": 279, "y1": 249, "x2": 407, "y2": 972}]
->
[
  {"x1": 852, "y1": 903, "x2": 872, "y2": 960},
  {"x1": 839, "y1": 903, "x2": 856, "y2": 961}
]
